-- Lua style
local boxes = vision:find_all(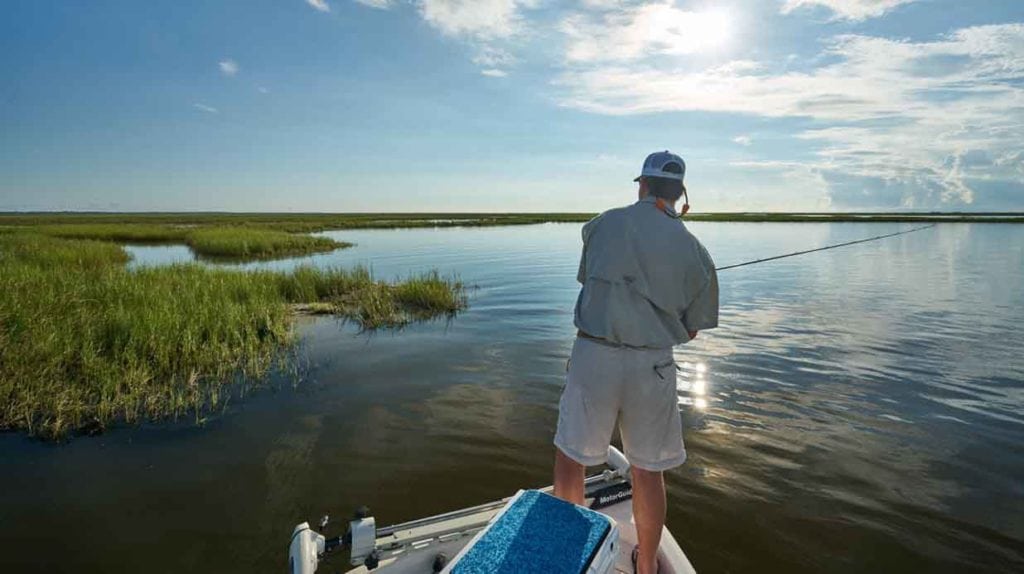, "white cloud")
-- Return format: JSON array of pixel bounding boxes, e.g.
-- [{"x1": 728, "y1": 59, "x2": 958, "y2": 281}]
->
[
  {"x1": 218, "y1": 59, "x2": 239, "y2": 76},
  {"x1": 780, "y1": 0, "x2": 918, "y2": 21},
  {"x1": 306, "y1": 0, "x2": 331, "y2": 12},
  {"x1": 257, "y1": 86, "x2": 270, "y2": 94},
  {"x1": 354, "y1": 0, "x2": 393, "y2": 8},
  {"x1": 193, "y1": 103, "x2": 218, "y2": 113},
  {"x1": 726, "y1": 160, "x2": 833, "y2": 209},
  {"x1": 481, "y1": 68, "x2": 508, "y2": 77},
  {"x1": 563, "y1": 3, "x2": 733, "y2": 63},
  {"x1": 556, "y1": 24, "x2": 1024, "y2": 208},
  {"x1": 417, "y1": 1, "x2": 537, "y2": 76},
  {"x1": 580, "y1": 0, "x2": 626, "y2": 9},
  {"x1": 733, "y1": 135, "x2": 753, "y2": 146},
  {"x1": 418, "y1": 0, "x2": 537, "y2": 40},
  {"x1": 472, "y1": 46, "x2": 516, "y2": 68}
]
